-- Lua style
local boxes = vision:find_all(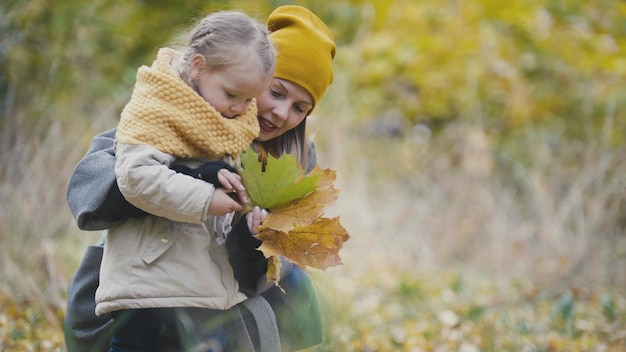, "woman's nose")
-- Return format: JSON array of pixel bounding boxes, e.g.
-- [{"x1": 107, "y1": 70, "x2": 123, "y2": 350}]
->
[{"x1": 273, "y1": 103, "x2": 289, "y2": 121}]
